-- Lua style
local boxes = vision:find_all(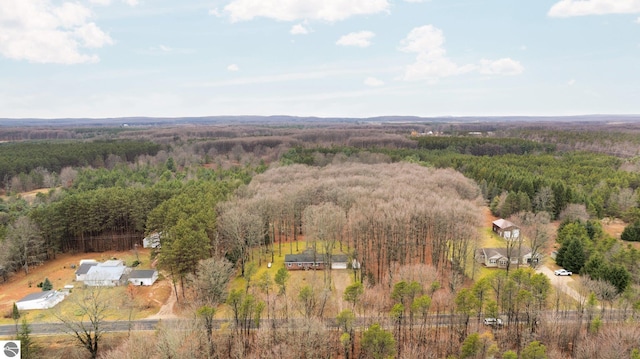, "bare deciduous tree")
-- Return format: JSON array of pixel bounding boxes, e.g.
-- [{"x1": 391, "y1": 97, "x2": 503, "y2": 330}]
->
[
  {"x1": 510, "y1": 211, "x2": 552, "y2": 268},
  {"x1": 303, "y1": 202, "x2": 346, "y2": 286},
  {"x1": 5, "y1": 216, "x2": 45, "y2": 274},
  {"x1": 218, "y1": 202, "x2": 264, "y2": 277},
  {"x1": 54, "y1": 287, "x2": 113, "y2": 359},
  {"x1": 190, "y1": 256, "x2": 235, "y2": 306}
]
